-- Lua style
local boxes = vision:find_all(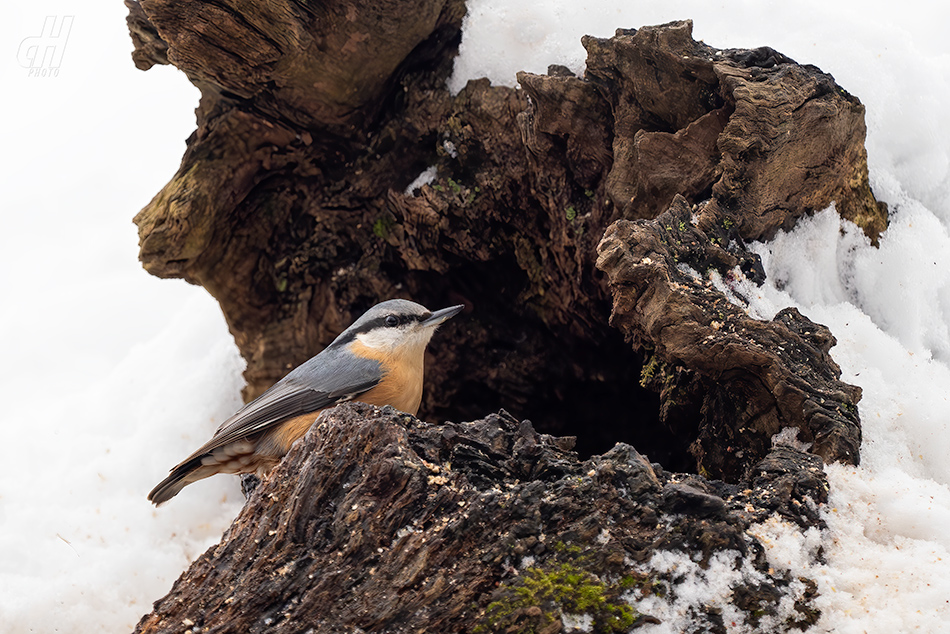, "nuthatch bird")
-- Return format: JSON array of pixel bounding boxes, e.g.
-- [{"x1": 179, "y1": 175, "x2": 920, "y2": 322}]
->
[{"x1": 148, "y1": 299, "x2": 464, "y2": 505}]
